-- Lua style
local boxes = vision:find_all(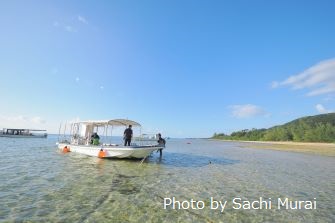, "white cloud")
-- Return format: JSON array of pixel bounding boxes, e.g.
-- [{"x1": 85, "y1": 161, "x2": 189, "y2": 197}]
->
[
  {"x1": 100, "y1": 86, "x2": 104, "y2": 90},
  {"x1": 271, "y1": 81, "x2": 280, "y2": 88},
  {"x1": 315, "y1": 104, "x2": 332, "y2": 114},
  {"x1": 75, "y1": 77, "x2": 80, "y2": 82},
  {"x1": 228, "y1": 104, "x2": 268, "y2": 119},
  {"x1": 78, "y1": 15, "x2": 88, "y2": 24},
  {"x1": 65, "y1": 25, "x2": 76, "y2": 33},
  {"x1": 31, "y1": 117, "x2": 46, "y2": 124},
  {"x1": 53, "y1": 21, "x2": 59, "y2": 27},
  {"x1": 53, "y1": 20, "x2": 77, "y2": 33},
  {"x1": 54, "y1": 15, "x2": 88, "y2": 33},
  {"x1": 0, "y1": 115, "x2": 46, "y2": 128},
  {"x1": 272, "y1": 58, "x2": 335, "y2": 96},
  {"x1": 3, "y1": 115, "x2": 28, "y2": 122}
]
